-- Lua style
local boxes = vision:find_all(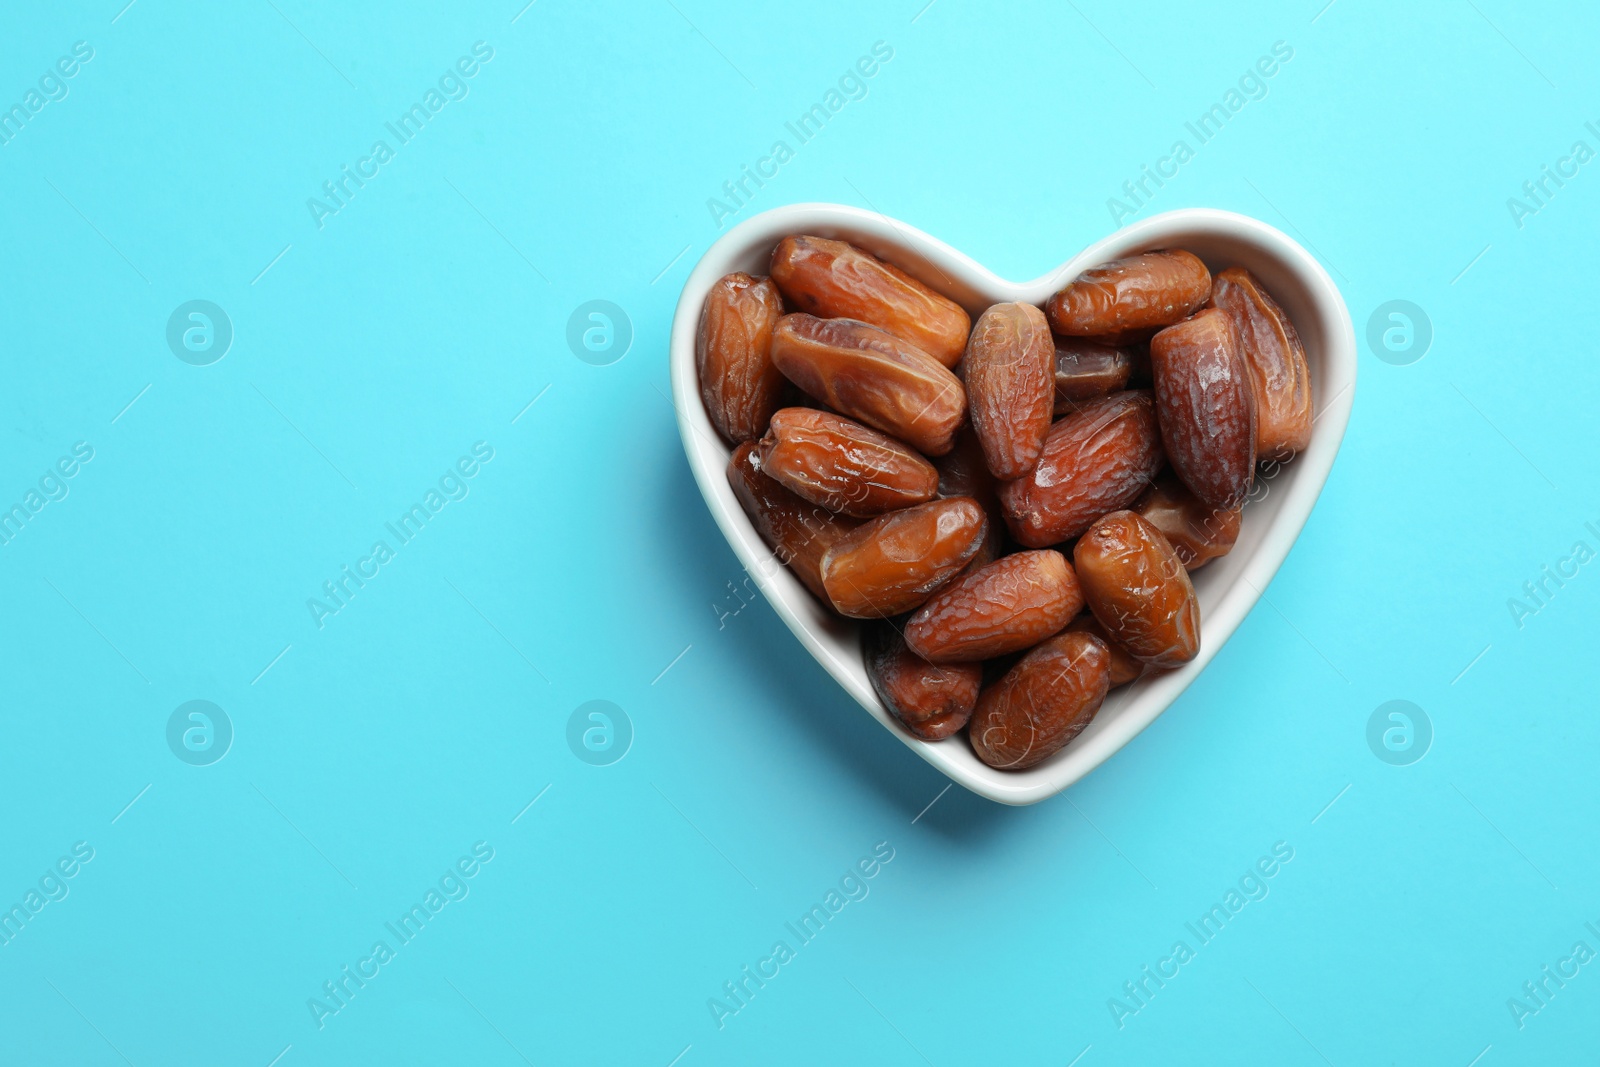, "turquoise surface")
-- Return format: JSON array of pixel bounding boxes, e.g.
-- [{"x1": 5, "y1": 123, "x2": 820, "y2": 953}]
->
[{"x1": 1, "y1": 1, "x2": 1596, "y2": 1063}]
